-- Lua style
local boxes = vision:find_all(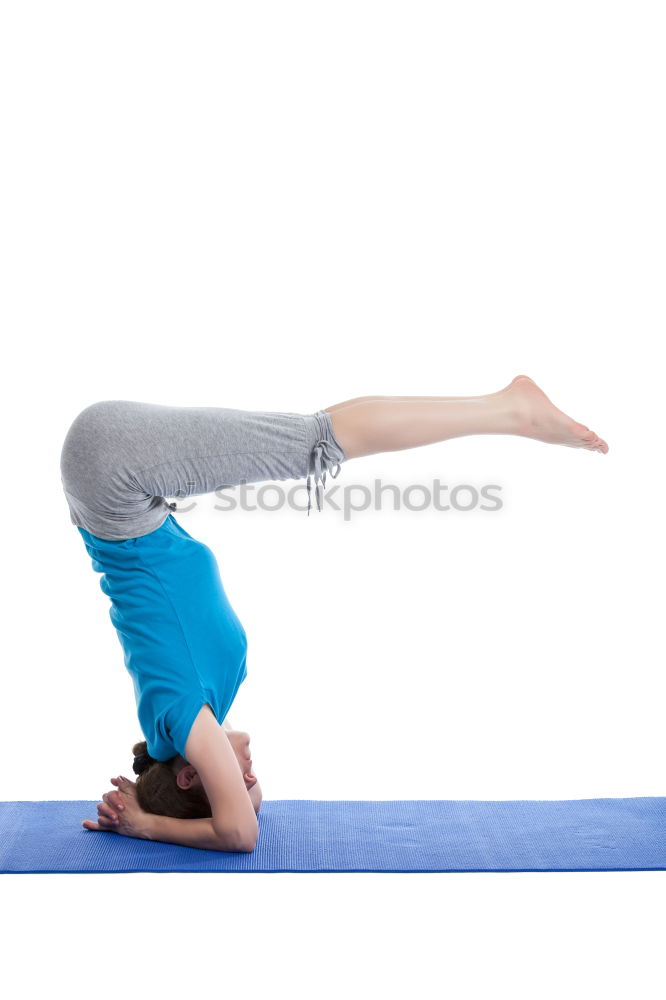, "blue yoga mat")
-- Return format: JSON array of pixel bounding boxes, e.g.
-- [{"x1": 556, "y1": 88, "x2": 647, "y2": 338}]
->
[{"x1": 1, "y1": 798, "x2": 664, "y2": 873}]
